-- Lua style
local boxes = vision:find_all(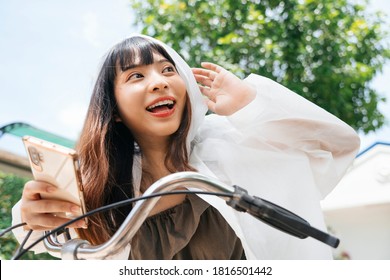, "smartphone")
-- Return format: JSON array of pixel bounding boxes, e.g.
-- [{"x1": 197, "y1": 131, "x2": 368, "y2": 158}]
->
[{"x1": 22, "y1": 135, "x2": 88, "y2": 228}]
